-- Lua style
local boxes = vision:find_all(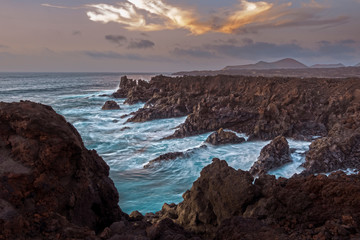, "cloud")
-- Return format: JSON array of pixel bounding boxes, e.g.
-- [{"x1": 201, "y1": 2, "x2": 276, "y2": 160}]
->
[
  {"x1": 83, "y1": 51, "x2": 142, "y2": 60},
  {"x1": 85, "y1": 0, "x2": 347, "y2": 35},
  {"x1": 0, "y1": 44, "x2": 8, "y2": 49},
  {"x1": 82, "y1": 50, "x2": 172, "y2": 62},
  {"x1": 41, "y1": 3, "x2": 83, "y2": 10},
  {"x1": 72, "y1": 31, "x2": 82, "y2": 36},
  {"x1": 86, "y1": 0, "x2": 272, "y2": 34},
  {"x1": 128, "y1": 39, "x2": 154, "y2": 49},
  {"x1": 317, "y1": 40, "x2": 356, "y2": 57},
  {"x1": 105, "y1": 35, "x2": 128, "y2": 46},
  {"x1": 171, "y1": 47, "x2": 216, "y2": 58},
  {"x1": 172, "y1": 38, "x2": 360, "y2": 62}
]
